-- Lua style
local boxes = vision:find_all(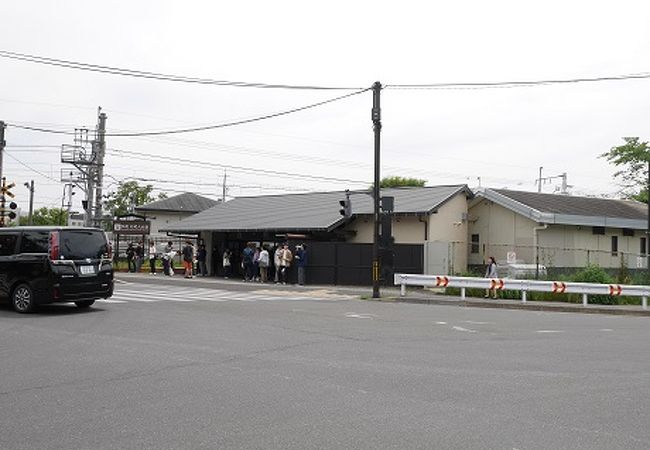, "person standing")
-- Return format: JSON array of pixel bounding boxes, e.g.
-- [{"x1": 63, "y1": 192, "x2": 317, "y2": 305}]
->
[
  {"x1": 279, "y1": 243, "x2": 293, "y2": 284},
  {"x1": 126, "y1": 243, "x2": 136, "y2": 273},
  {"x1": 197, "y1": 244, "x2": 207, "y2": 276},
  {"x1": 135, "y1": 242, "x2": 144, "y2": 273},
  {"x1": 258, "y1": 245, "x2": 270, "y2": 283},
  {"x1": 295, "y1": 244, "x2": 308, "y2": 286},
  {"x1": 182, "y1": 240, "x2": 194, "y2": 278},
  {"x1": 484, "y1": 256, "x2": 498, "y2": 299},
  {"x1": 148, "y1": 240, "x2": 157, "y2": 275},
  {"x1": 273, "y1": 244, "x2": 282, "y2": 283},
  {"x1": 163, "y1": 241, "x2": 174, "y2": 276},
  {"x1": 242, "y1": 243, "x2": 254, "y2": 281},
  {"x1": 223, "y1": 249, "x2": 232, "y2": 279},
  {"x1": 253, "y1": 246, "x2": 261, "y2": 281}
]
